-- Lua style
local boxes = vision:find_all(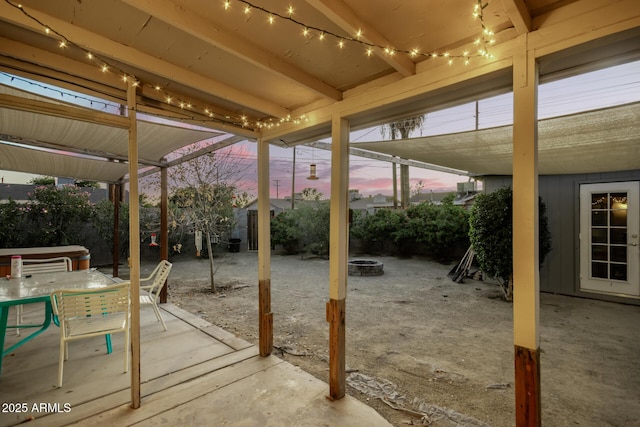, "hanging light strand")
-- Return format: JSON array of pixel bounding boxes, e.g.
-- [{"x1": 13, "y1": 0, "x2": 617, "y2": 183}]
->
[
  {"x1": 227, "y1": 0, "x2": 496, "y2": 61},
  {"x1": 3, "y1": 0, "x2": 494, "y2": 130},
  {"x1": 3, "y1": 0, "x2": 280, "y2": 130}
]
